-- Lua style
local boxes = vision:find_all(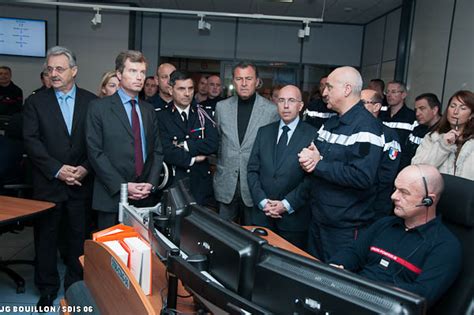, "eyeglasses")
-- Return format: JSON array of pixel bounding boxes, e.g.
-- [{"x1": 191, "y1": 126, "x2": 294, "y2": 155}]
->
[
  {"x1": 362, "y1": 100, "x2": 379, "y2": 105},
  {"x1": 46, "y1": 66, "x2": 71, "y2": 74},
  {"x1": 277, "y1": 98, "x2": 302, "y2": 106},
  {"x1": 384, "y1": 90, "x2": 403, "y2": 95}
]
